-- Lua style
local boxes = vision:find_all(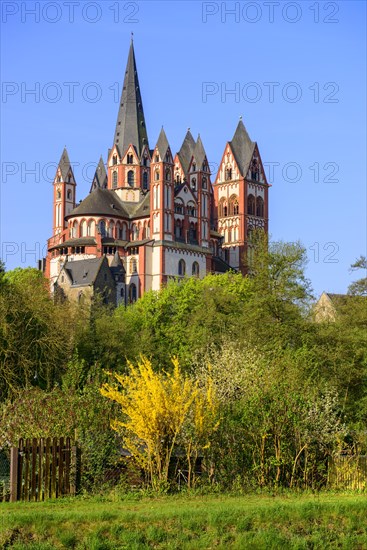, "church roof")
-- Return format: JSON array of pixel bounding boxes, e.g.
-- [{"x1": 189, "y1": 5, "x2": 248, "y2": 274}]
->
[
  {"x1": 113, "y1": 40, "x2": 149, "y2": 158},
  {"x1": 155, "y1": 127, "x2": 170, "y2": 159},
  {"x1": 229, "y1": 119, "x2": 256, "y2": 177},
  {"x1": 192, "y1": 134, "x2": 207, "y2": 170},
  {"x1": 90, "y1": 156, "x2": 107, "y2": 192},
  {"x1": 66, "y1": 188, "x2": 150, "y2": 220},
  {"x1": 58, "y1": 147, "x2": 72, "y2": 180},
  {"x1": 178, "y1": 129, "x2": 196, "y2": 174},
  {"x1": 62, "y1": 257, "x2": 105, "y2": 286}
]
